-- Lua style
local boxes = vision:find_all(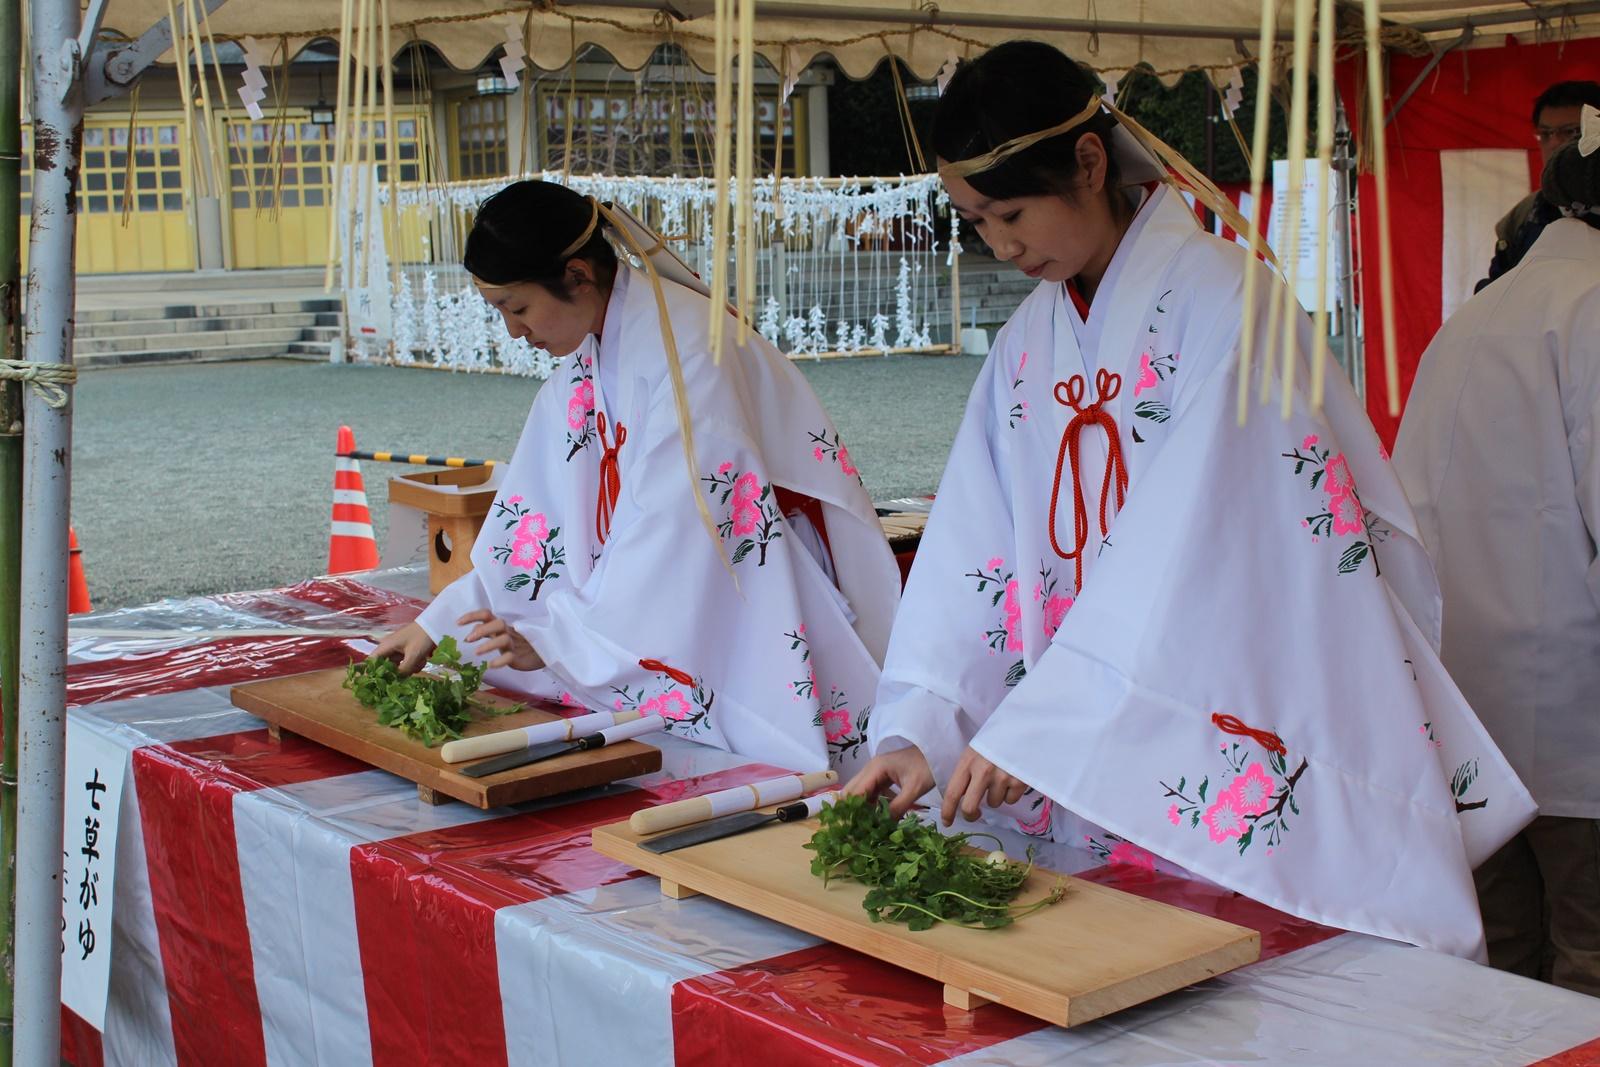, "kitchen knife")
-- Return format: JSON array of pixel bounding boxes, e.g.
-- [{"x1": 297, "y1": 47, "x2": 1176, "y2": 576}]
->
[
  {"x1": 640, "y1": 791, "x2": 839, "y2": 853},
  {"x1": 440, "y1": 708, "x2": 643, "y2": 764},
  {"x1": 456, "y1": 714, "x2": 665, "y2": 778}
]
